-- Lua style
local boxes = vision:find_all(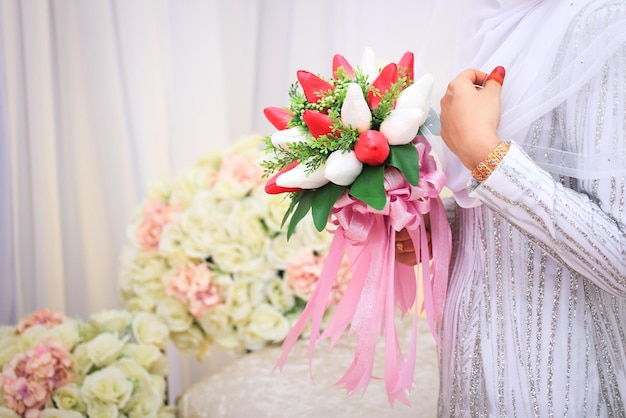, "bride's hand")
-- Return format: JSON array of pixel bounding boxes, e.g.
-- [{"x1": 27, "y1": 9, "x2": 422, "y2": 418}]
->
[
  {"x1": 439, "y1": 66, "x2": 505, "y2": 170},
  {"x1": 395, "y1": 215, "x2": 432, "y2": 266}
]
